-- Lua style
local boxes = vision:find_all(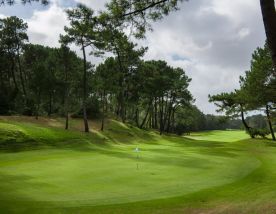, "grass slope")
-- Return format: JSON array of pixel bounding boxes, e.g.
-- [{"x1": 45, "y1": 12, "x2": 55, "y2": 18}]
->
[{"x1": 0, "y1": 117, "x2": 275, "y2": 213}]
